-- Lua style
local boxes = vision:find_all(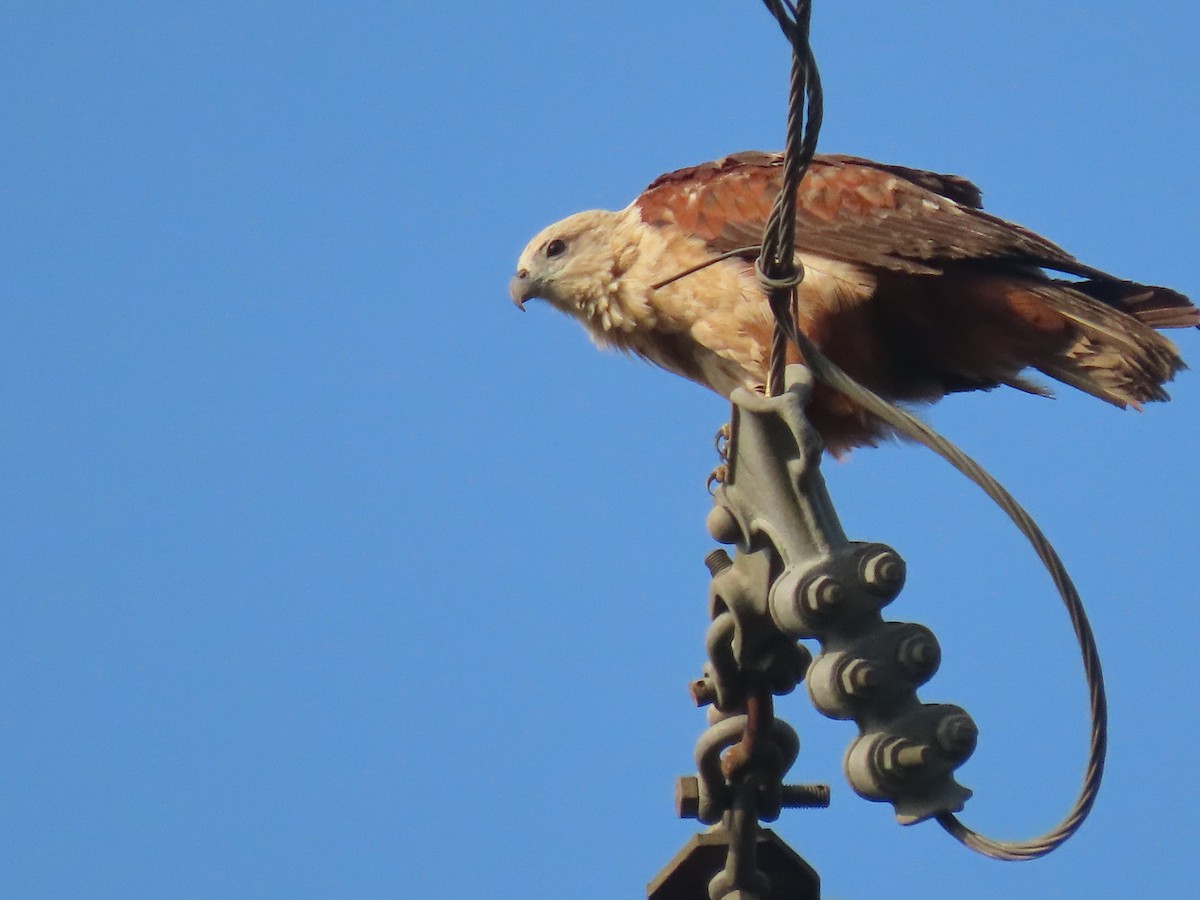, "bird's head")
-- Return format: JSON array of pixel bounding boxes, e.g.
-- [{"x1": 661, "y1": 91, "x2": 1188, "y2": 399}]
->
[{"x1": 508, "y1": 210, "x2": 627, "y2": 313}]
